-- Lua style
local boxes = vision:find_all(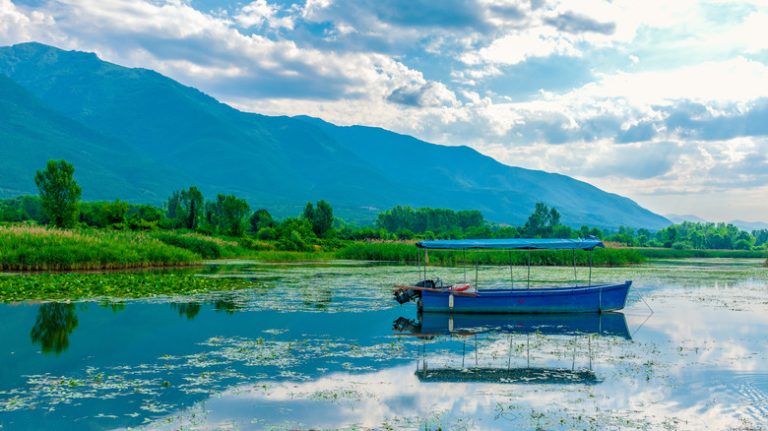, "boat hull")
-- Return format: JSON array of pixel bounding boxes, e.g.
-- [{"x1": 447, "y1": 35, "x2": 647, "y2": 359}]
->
[{"x1": 419, "y1": 281, "x2": 632, "y2": 314}]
